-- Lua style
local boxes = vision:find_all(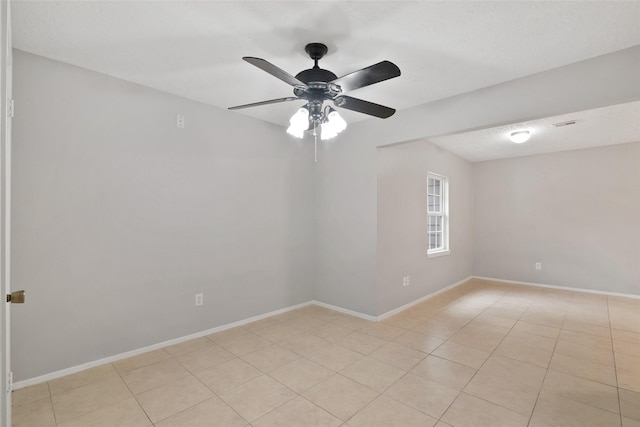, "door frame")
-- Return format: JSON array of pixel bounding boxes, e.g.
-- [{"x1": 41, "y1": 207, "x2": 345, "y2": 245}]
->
[{"x1": 1, "y1": 0, "x2": 12, "y2": 426}]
